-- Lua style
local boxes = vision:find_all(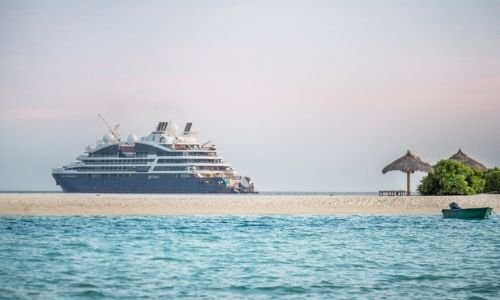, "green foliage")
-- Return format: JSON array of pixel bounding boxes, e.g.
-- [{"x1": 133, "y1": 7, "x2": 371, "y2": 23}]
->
[
  {"x1": 484, "y1": 168, "x2": 500, "y2": 193},
  {"x1": 469, "y1": 175, "x2": 486, "y2": 194},
  {"x1": 418, "y1": 160, "x2": 485, "y2": 195}
]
